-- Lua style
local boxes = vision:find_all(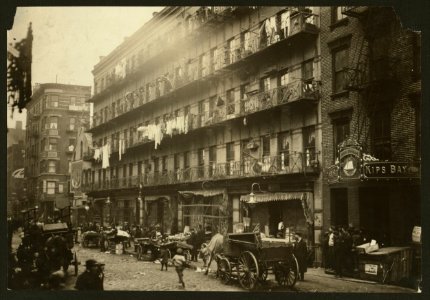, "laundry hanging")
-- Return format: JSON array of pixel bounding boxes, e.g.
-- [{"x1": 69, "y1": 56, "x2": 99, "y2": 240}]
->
[{"x1": 102, "y1": 144, "x2": 110, "y2": 169}]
